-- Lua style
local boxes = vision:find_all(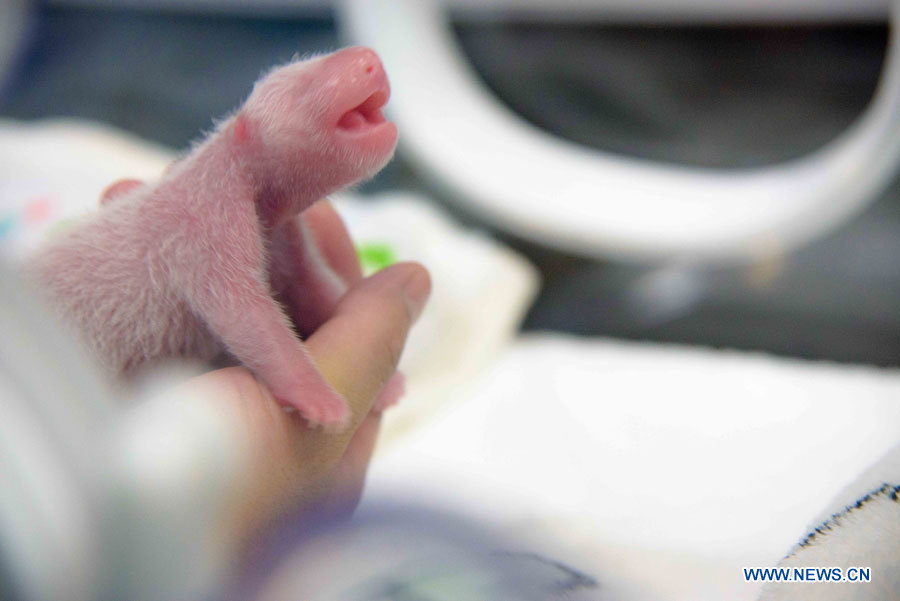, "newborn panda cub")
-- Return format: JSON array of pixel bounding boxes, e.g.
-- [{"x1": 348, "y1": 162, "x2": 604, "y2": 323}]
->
[{"x1": 27, "y1": 47, "x2": 399, "y2": 429}]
